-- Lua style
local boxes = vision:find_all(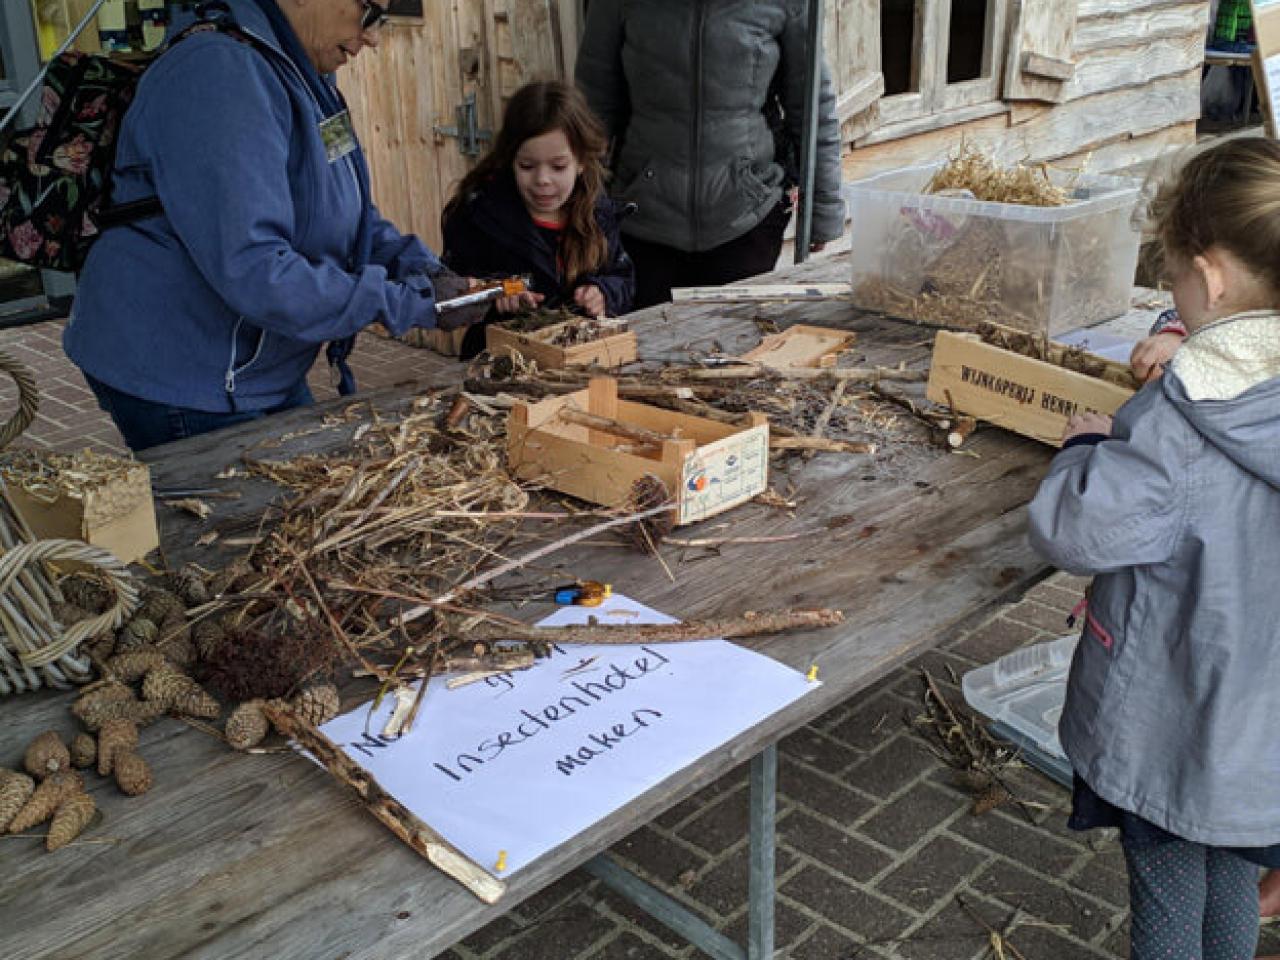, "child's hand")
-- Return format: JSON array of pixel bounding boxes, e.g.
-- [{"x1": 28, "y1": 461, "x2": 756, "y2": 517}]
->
[
  {"x1": 573, "y1": 284, "x2": 606, "y2": 317},
  {"x1": 1130, "y1": 333, "x2": 1183, "y2": 383},
  {"x1": 495, "y1": 291, "x2": 544, "y2": 314},
  {"x1": 1063, "y1": 412, "x2": 1113, "y2": 443}
]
